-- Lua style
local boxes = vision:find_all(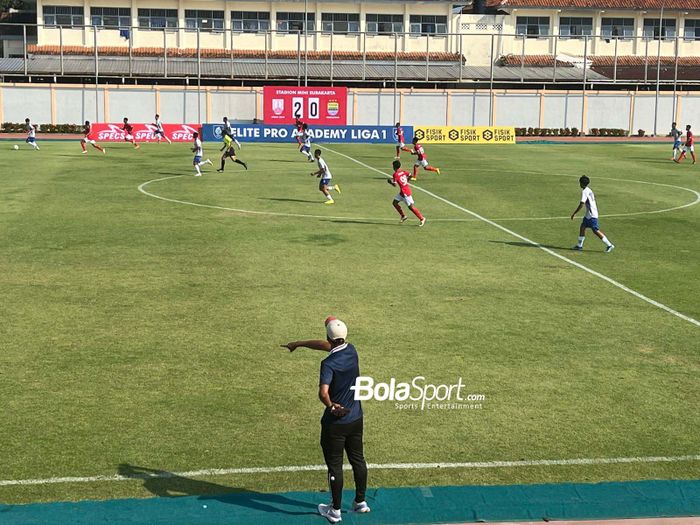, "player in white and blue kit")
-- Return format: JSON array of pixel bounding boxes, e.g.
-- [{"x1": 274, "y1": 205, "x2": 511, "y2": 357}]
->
[
  {"x1": 670, "y1": 122, "x2": 682, "y2": 161},
  {"x1": 152, "y1": 114, "x2": 172, "y2": 144},
  {"x1": 311, "y1": 149, "x2": 341, "y2": 204},
  {"x1": 300, "y1": 123, "x2": 313, "y2": 162},
  {"x1": 571, "y1": 176, "x2": 614, "y2": 252},
  {"x1": 191, "y1": 131, "x2": 212, "y2": 176},
  {"x1": 25, "y1": 118, "x2": 39, "y2": 150}
]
